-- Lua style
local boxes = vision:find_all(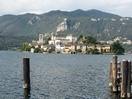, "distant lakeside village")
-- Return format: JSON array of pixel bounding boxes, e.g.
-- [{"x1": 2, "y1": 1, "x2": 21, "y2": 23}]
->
[{"x1": 21, "y1": 33, "x2": 125, "y2": 54}]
